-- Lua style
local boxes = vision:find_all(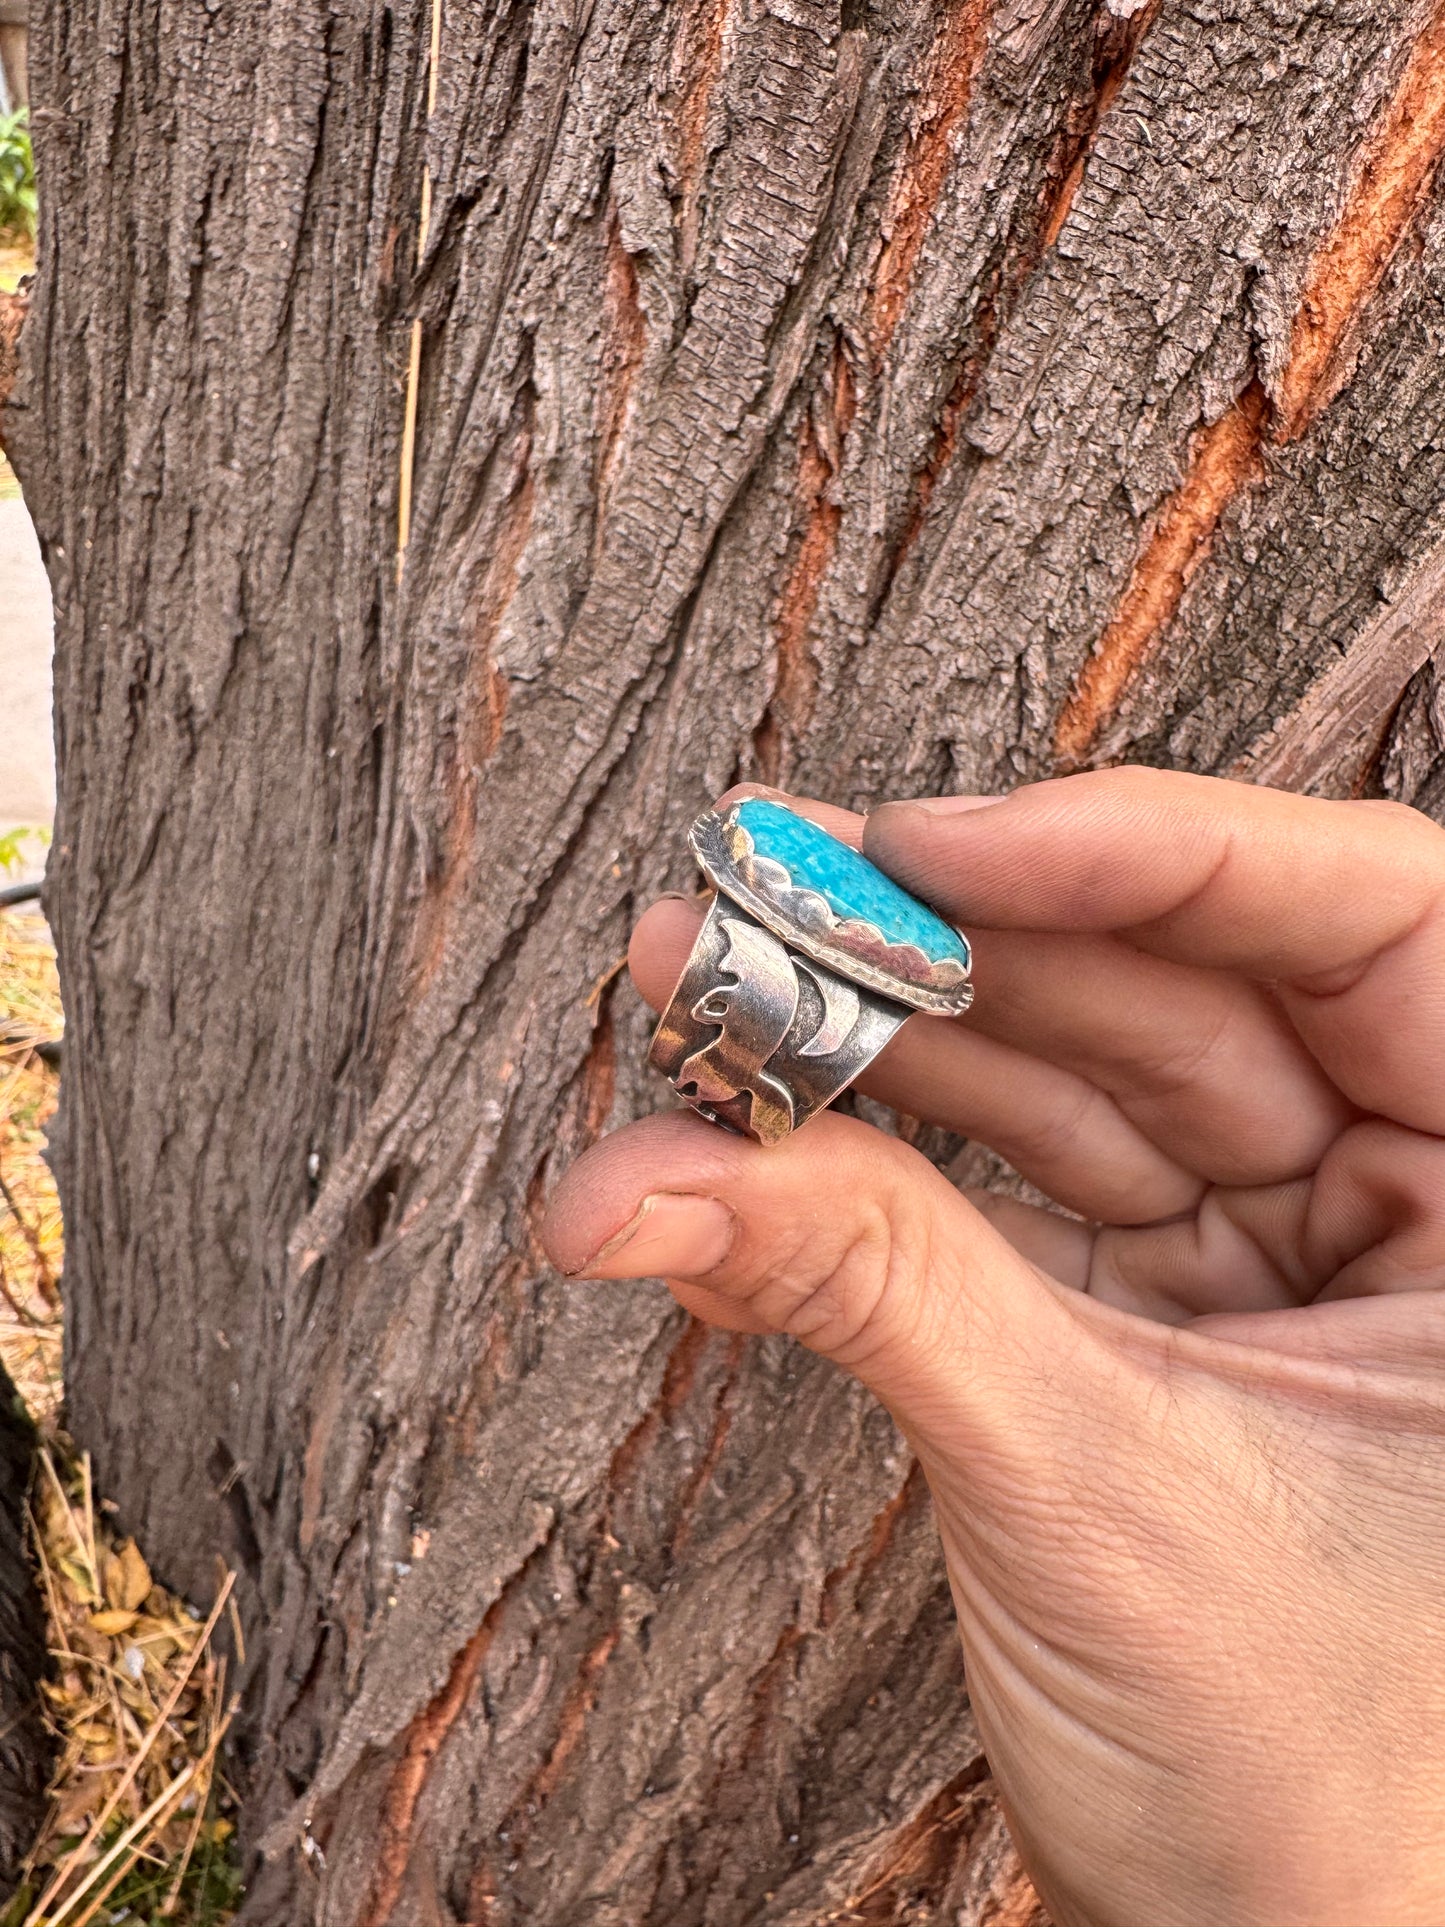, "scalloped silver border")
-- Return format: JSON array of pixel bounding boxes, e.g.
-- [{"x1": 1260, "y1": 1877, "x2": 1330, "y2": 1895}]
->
[{"x1": 688, "y1": 807, "x2": 974, "y2": 1018}]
